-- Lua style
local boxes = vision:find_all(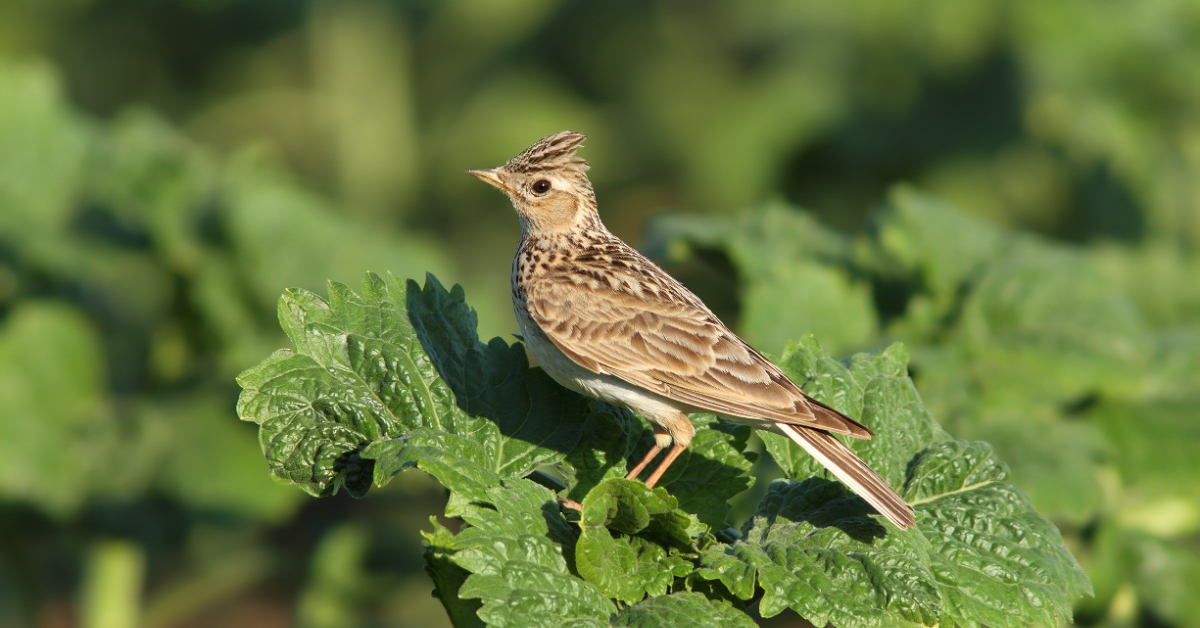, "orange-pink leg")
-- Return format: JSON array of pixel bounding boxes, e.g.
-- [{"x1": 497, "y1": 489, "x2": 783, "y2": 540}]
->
[
  {"x1": 625, "y1": 443, "x2": 663, "y2": 480},
  {"x1": 644, "y1": 443, "x2": 686, "y2": 488},
  {"x1": 626, "y1": 429, "x2": 674, "y2": 481}
]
